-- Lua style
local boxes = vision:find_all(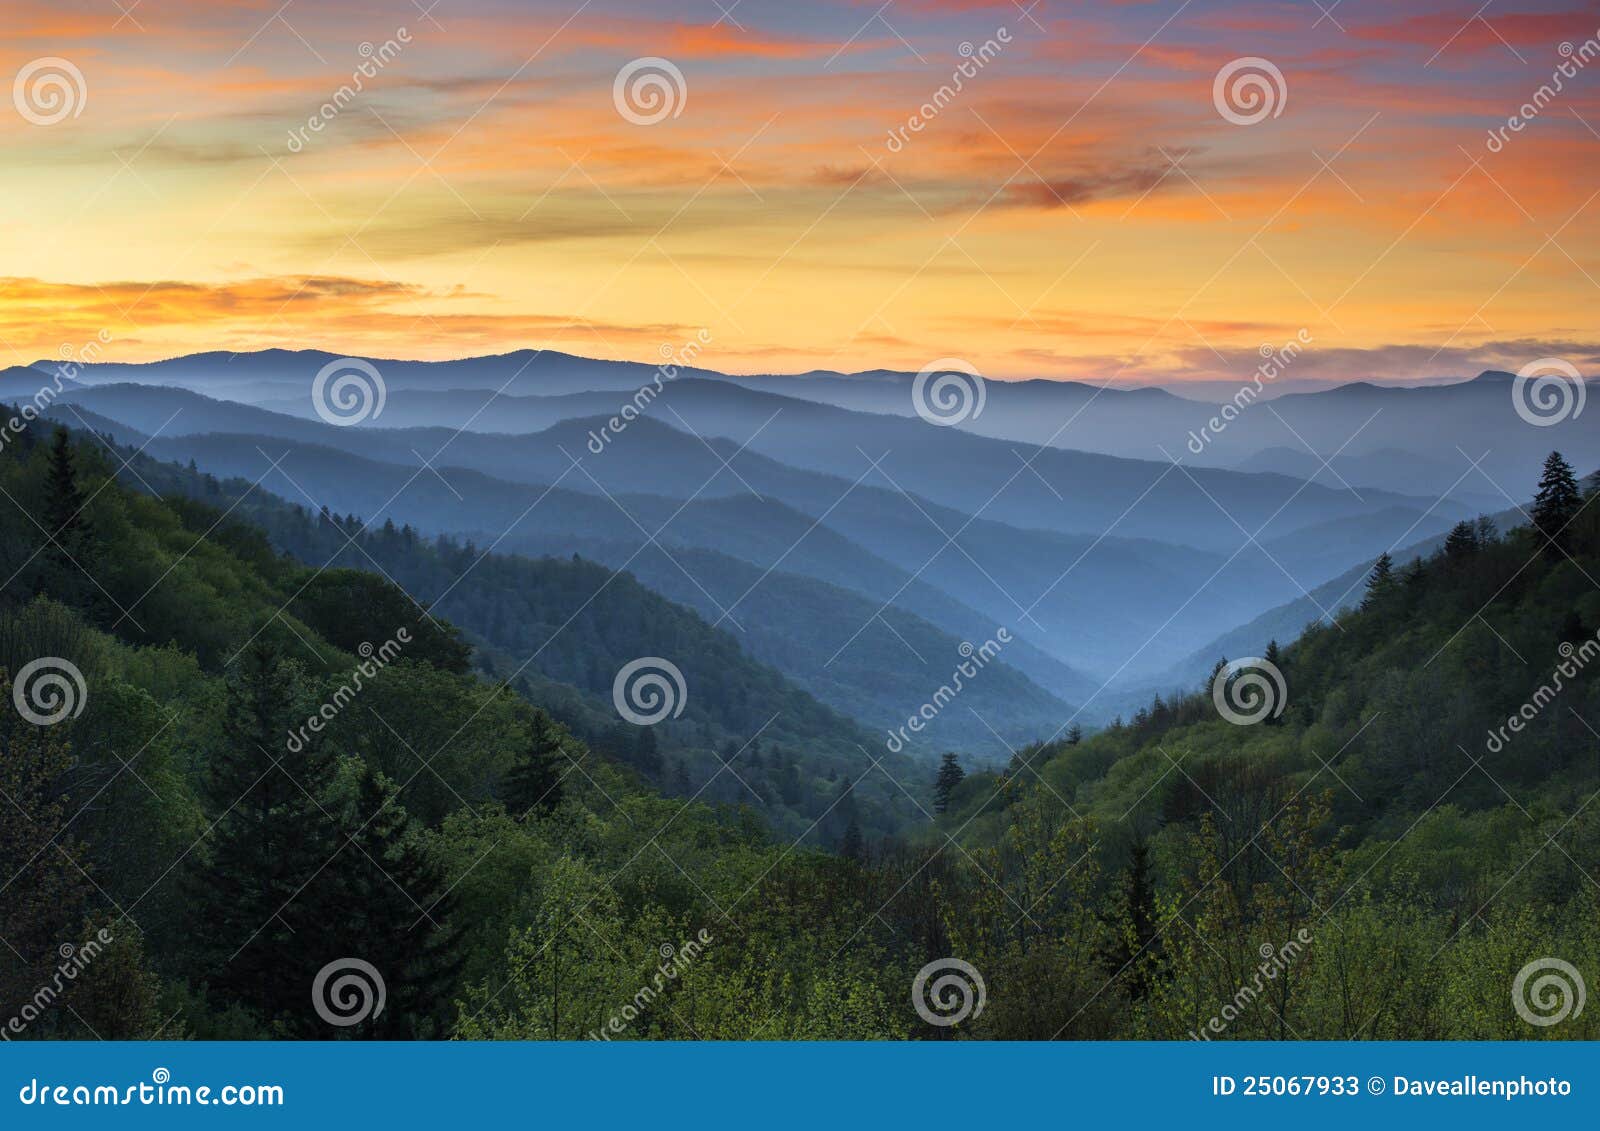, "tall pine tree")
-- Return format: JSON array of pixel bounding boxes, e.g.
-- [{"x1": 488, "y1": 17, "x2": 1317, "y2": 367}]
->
[
  {"x1": 308, "y1": 760, "x2": 464, "y2": 1038},
  {"x1": 0, "y1": 671, "x2": 90, "y2": 1015},
  {"x1": 1105, "y1": 838, "x2": 1159, "y2": 1001},
  {"x1": 501, "y1": 708, "x2": 569, "y2": 818},
  {"x1": 1443, "y1": 520, "x2": 1478, "y2": 561},
  {"x1": 1361, "y1": 552, "x2": 1396, "y2": 610},
  {"x1": 1532, "y1": 450, "x2": 1580, "y2": 557},
  {"x1": 933, "y1": 753, "x2": 965, "y2": 815},
  {"x1": 39, "y1": 428, "x2": 99, "y2": 614},
  {"x1": 840, "y1": 818, "x2": 866, "y2": 864},
  {"x1": 188, "y1": 639, "x2": 341, "y2": 1026}
]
